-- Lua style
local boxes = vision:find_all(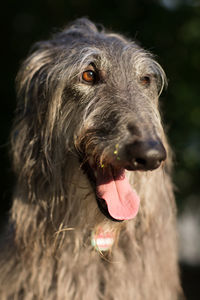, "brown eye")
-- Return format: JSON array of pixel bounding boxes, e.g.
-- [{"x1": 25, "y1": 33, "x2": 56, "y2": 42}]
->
[
  {"x1": 82, "y1": 70, "x2": 96, "y2": 84},
  {"x1": 140, "y1": 76, "x2": 151, "y2": 86}
]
